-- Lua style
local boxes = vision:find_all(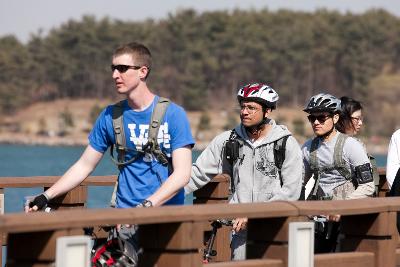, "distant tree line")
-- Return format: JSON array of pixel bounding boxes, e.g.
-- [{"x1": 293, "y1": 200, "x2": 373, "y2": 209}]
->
[{"x1": 1, "y1": 8, "x2": 400, "y2": 135}]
